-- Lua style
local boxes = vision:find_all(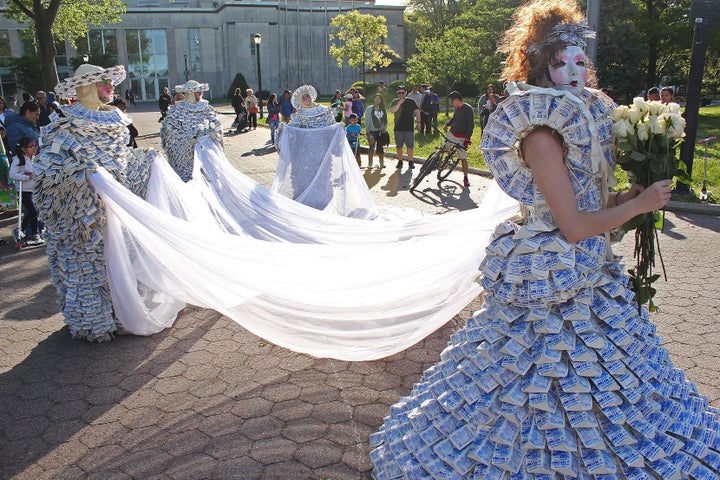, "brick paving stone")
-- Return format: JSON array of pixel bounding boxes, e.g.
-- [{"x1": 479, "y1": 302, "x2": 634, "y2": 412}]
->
[{"x1": 0, "y1": 103, "x2": 718, "y2": 479}]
